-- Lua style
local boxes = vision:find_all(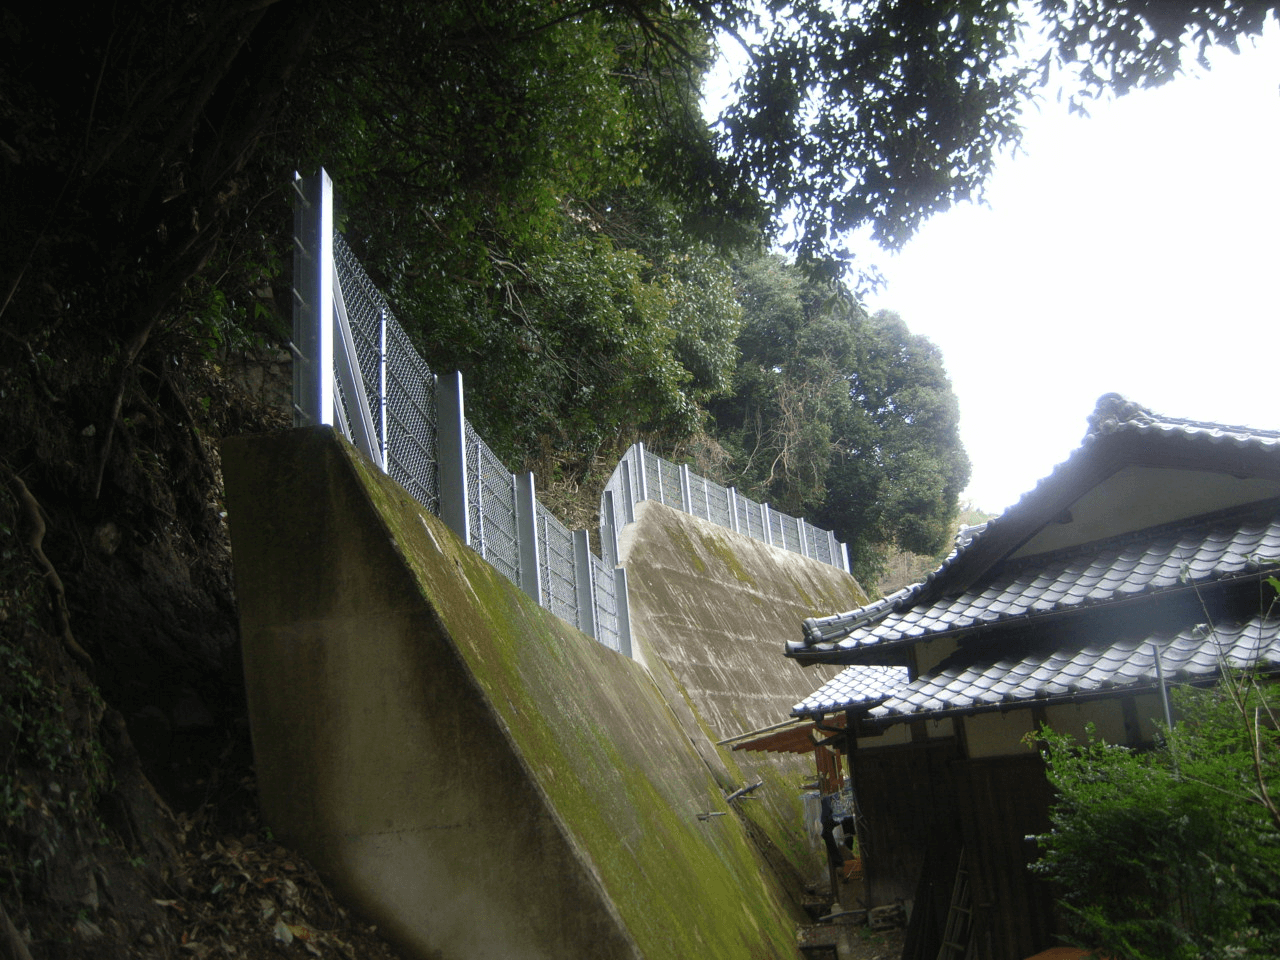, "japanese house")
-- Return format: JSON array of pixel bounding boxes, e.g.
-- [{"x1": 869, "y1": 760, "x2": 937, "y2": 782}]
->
[{"x1": 785, "y1": 393, "x2": 1280, "y2": 959}]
